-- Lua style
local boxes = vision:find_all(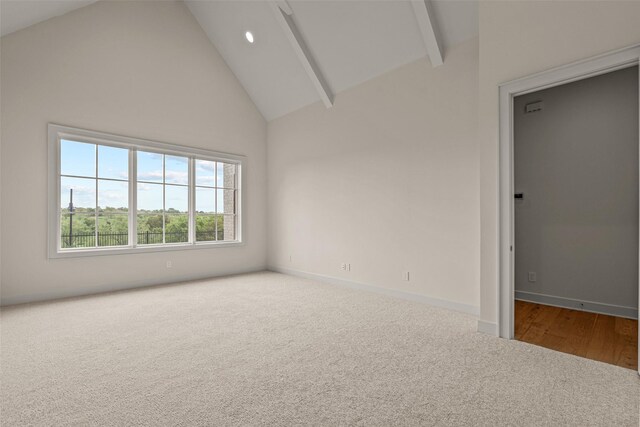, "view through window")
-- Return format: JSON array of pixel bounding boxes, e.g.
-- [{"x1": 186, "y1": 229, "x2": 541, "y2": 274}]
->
[{"x1": 55, "y1": 130, "x2": 240, "y2": 255}]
